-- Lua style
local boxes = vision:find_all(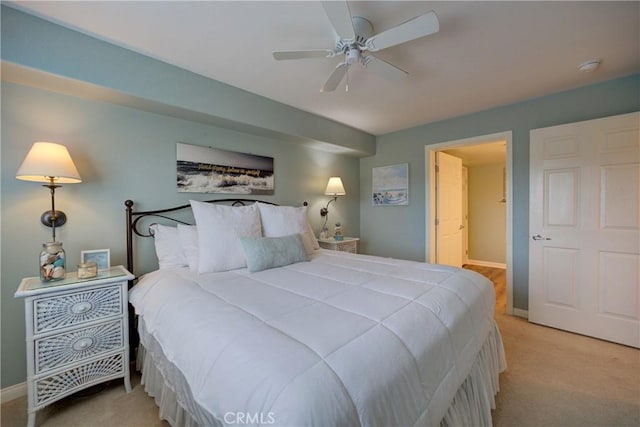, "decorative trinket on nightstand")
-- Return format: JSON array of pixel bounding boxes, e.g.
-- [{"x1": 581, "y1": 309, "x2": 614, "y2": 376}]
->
[
  {"x1": 77, "y1": 261, "x2": 98, "y2": 279},
  {"x1": 320, "y1": 226, "x2": 329, "y2": 240},
  {"x1": 39, "y1": 242, "x2": 66, "y2": 281},
  {"x1": 334, "y1": 223, "x2": 344, "y2": 241}
]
